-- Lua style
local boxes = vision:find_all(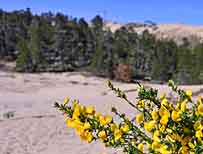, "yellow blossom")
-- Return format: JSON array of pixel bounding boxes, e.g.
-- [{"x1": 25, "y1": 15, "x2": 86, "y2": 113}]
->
[
  {"x1": 186, "y1": 90, "x2": 192, "y2": 99},
  {"x1": 137, "y1": 100, "x2": 145, "y2": 108},
  {"x1": 195, "y1": 130, "x2": 203, "y2": 139},
  {"x1": 159, "y1": 125, "x2": 166, "y2": 133},
  {"x1": 197, "y1": 104, "x2": 203, "y2": 116},
  {"x1": 159, "y1": 106, "x2": 170, "y2": 118},
  {"x1": 159, "y1": 93, "x2": 166, "y2": 100},
  {"x1": 63, "y1": 97, "x2": 69, "y2": 106},
  {"x1": 86, "y1": 105, "x2": 94, "y2": 114},
  {"x1": 137, "y1": 143, "x2": 143, "y2": 152},
  {"x1": 65, "y1": 118, "x2": 75, "y2": 128},
  {"x1": 121, "y1": 124, "x2": 129, "y2": 133},
  {"x1": 99, "y1": 115, "x2": 112, "y2": 126},
  {"x1": 152, "y1": 141, "x2": 161, "y2": 150},
  {"x1": 159, "y1": 145, "x2": 170, "y2": 154},
  {"x1": 197, "y1": 96, "x2": 202, "y2": 104},
  {"x1": 104, "y1": 115, "x2": 112, "y2": 124},
  {"x1": 110, "y1": 123, "x2": 118, "y2": 132},
  {"x1": 153, "y1": 130, "x2": 160, "y2": 142},
  {"x1": 84, "y1": 122, "x2": 91, "y2": 130},
  {"x1": 144, "y1": 120, "x2": 156, "y2": 132},
  {"x1": 151, "y1": 110, "x2": 159, "y2": 120},
  {"x1": 136, "y1": 113, "x2": 144, "y2": 123},
  {"x1": 72, "y1": 104, "x2": 81, "y2": 119},
  {"x1": 160, "y1": 115, "x2": 169, "y2": 125},
  {"x1": 114, "y1": 129, "x2": 122, "y2": 141},
  {"x1": 175, "y1": 103, "x2": 181, "y2": 110},
  {"x1": 161, "y1": 98, "x2": 169, "y2": 107},
  {"x1": 171, "y1": 110, "x2": 181, "y2": 122},
  {"x1": 75, "y1": 124, "x2": 85, "y2": 136},
  {"x1": 180, "y1": 100, "x2": 188, "y2": 112},
  {"x1": 194, "y1": 121, "x2": 202, "y2": 130},
  {"x1": 98, "y1": 130, "x2": 107, "y2": 140},
  {"x1": 80, "y1": 131, "x2": 93, "y2": 143}
]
